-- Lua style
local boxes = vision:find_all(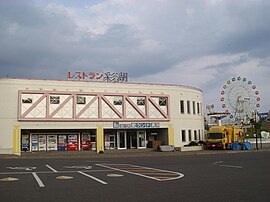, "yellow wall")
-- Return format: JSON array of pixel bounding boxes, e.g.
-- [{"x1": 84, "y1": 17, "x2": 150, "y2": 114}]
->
[
  {"x1": 168, "y1": 123, "x2": 175, "y2": 145},
  {"x1": 96, "y1": 124, "x2": 104, "y2": 153},
  {"x1": 13, "y1": 125, "x2": 21, "y2": 156}
]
